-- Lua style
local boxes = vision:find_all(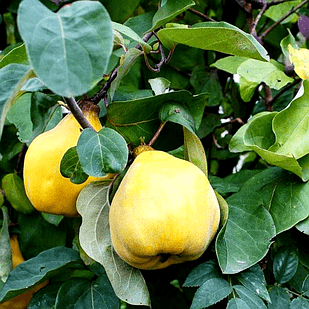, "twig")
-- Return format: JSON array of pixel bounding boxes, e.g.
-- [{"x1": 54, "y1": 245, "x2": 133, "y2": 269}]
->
[
  {"x1": 65, "y1": 97, "x2": 94, "y2": 130},
  {"x1": 264, "y1": 84, "x2": 273, "y2": 111},
  {"x1": 251, "y1": 0, "x2": 267, "y2": 35},
  {"x1": 188, "y1": 8, "x2": 216, "y2": 22},
  {"x1": 90, "y1": 68, "x2": 118, "y2": 105},
  {"x1": 148, "y1": 122, "x2": 166, "y2": 146},
  {"x1": 260, "y1": 0, "x2": 309, "y2": 40}
]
